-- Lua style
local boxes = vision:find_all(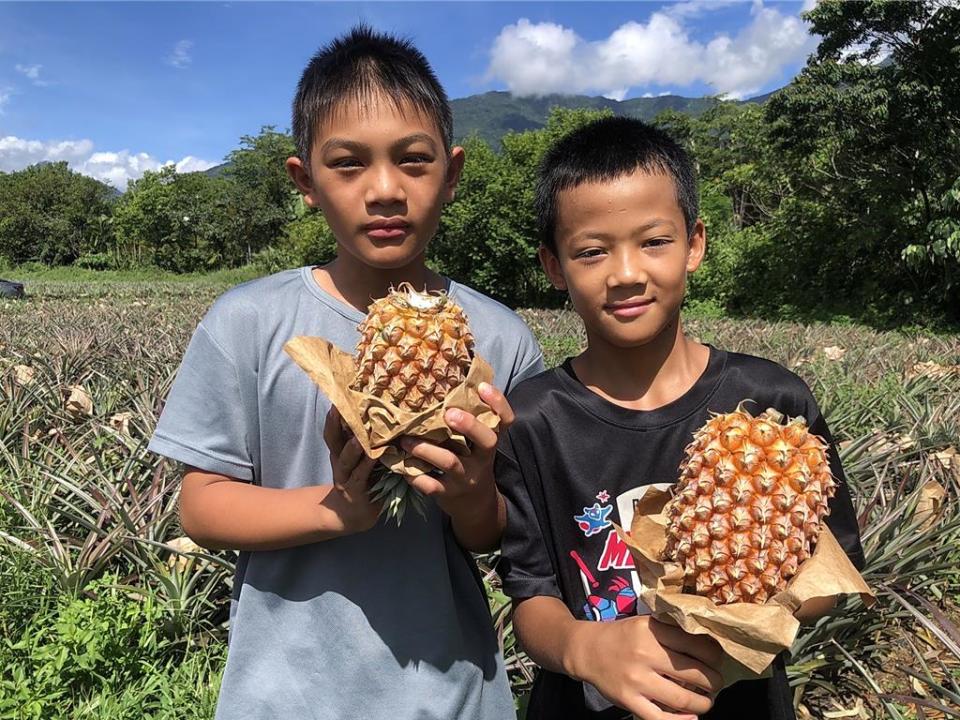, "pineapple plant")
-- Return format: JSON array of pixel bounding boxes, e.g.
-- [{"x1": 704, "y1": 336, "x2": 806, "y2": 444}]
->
[
  {"x1": 662, "y1": 404, "x2": 837, "y2": 604},
  {"x1": 350, "y1": 283, "x2": 476, "y2": 520}
]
